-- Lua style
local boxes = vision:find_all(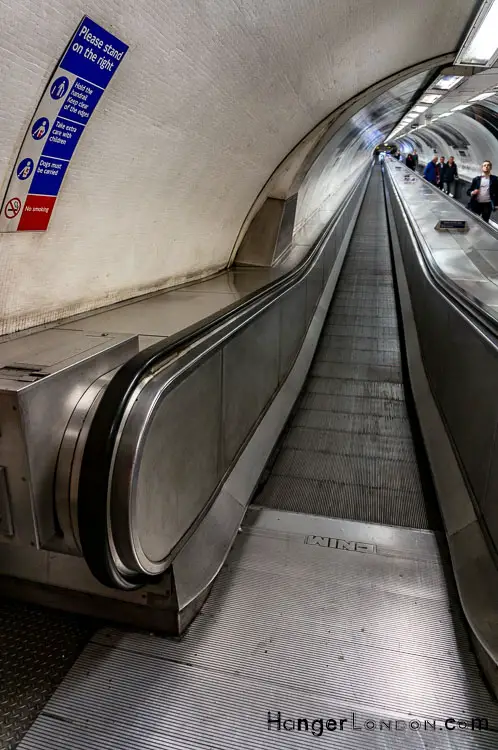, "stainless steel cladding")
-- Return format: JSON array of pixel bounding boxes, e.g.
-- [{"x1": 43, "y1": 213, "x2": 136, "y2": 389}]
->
[
  {"x1": 0, "y1": 166, "x2": 370, "y2": 633},
  {"x1": 0, "y1": 331, "x2": 138, "y2": 549}
]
